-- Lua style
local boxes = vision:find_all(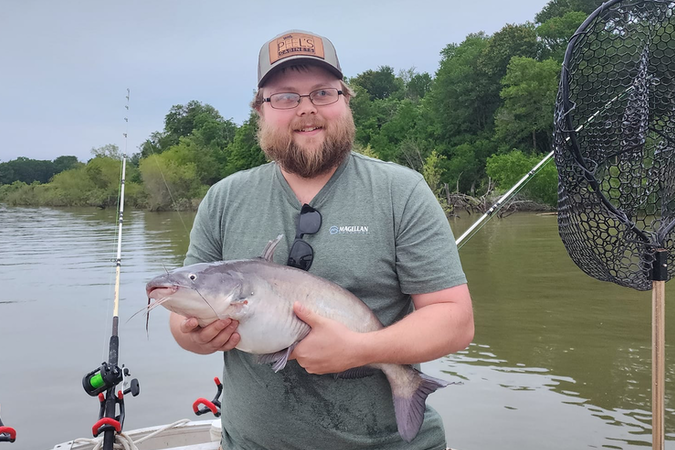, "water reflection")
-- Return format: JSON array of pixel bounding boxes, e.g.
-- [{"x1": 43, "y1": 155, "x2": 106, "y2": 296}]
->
[
  {"x1": 1, "y1": 206, "x2": 674, "y2": 449},
  {"x1": 436, "y1": 212, "x2": 675, "y2": 449}
]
